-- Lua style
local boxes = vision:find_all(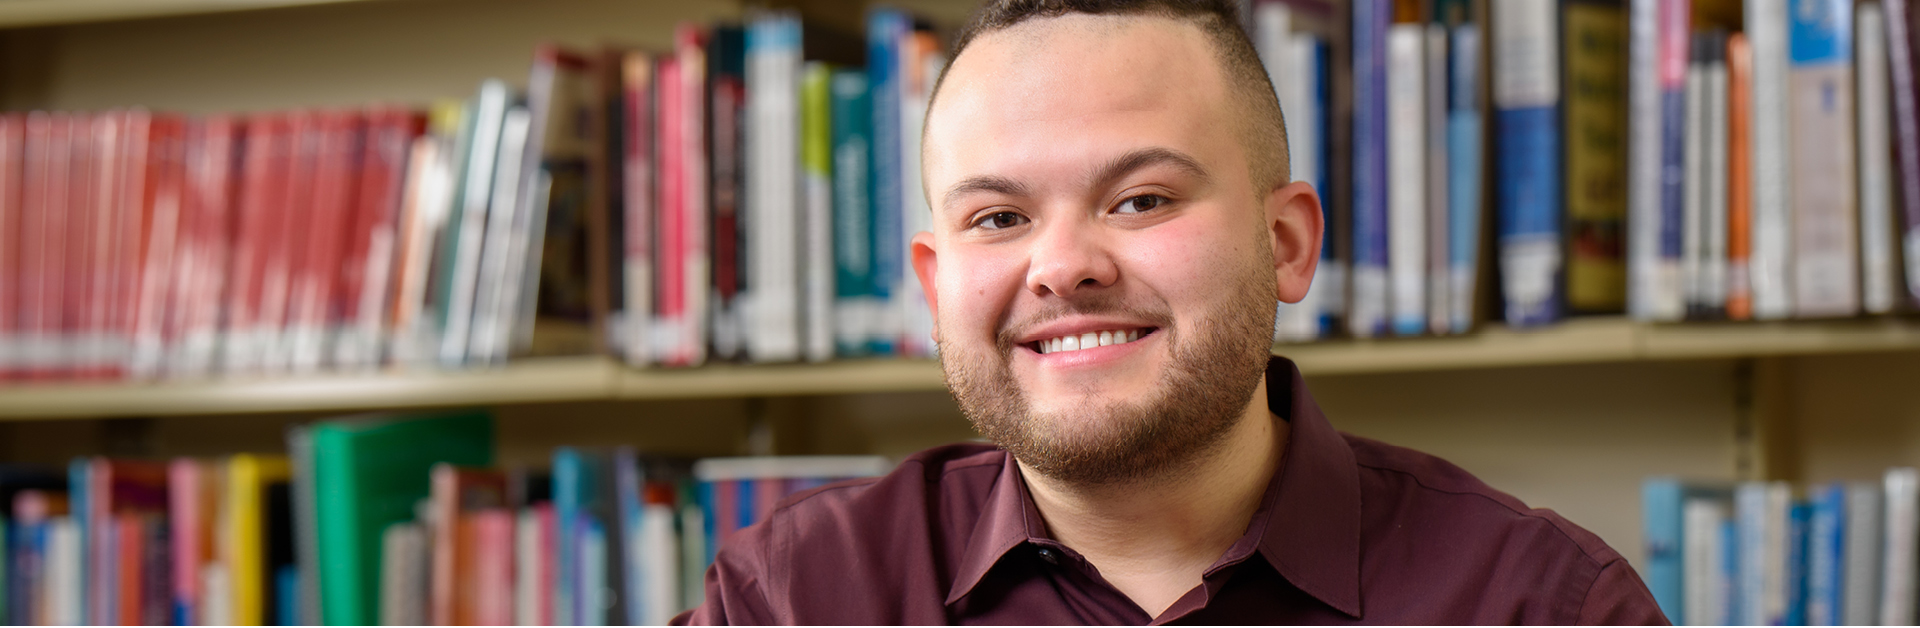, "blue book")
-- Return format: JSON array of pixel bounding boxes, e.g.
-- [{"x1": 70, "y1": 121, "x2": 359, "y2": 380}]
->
[
  {"x1": 1446, "y1": 23, "x2": 1483, "y2": 335},
  {"x1": 1350, "y1": 0, "x2": 1390, "y2": 338},
  {"x1": 1310, "y1": 40, "x2": 1339, "y2": 336},
  {"x1": 554, "y1": 448, "x2": 624, "y2": 626},
  {"x1": 1786, "y1": 502, "x2": 1811, "y2": 625},
  {"x1": 1807, "y1": 486, "x2": 1846, "y2": 626},
  {"x1": 614, "y1": 449, "x2": 646, "y2": 626},
  {"x1": 65, "y1": 459, "x2": 86, "y2": 626},
  {"x1": 1642, "y1": 478, "x2": 1687, "y2": 622},
  {"x1": 1657, "y1": 0, "x2": 1687, "y2": 322},
  {"x1": 1490, "y1": 0, "x2": 1563, "y2": 328},
  {"x1": 830, "y1": 69, "x2": 876, "y2": 356},
  {"x1": 1721, "y1": 517, "x2": 1739, "y2": 625},
  {"x1": 866, "y1": 9, "x2": 908, "y2": 355}
]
